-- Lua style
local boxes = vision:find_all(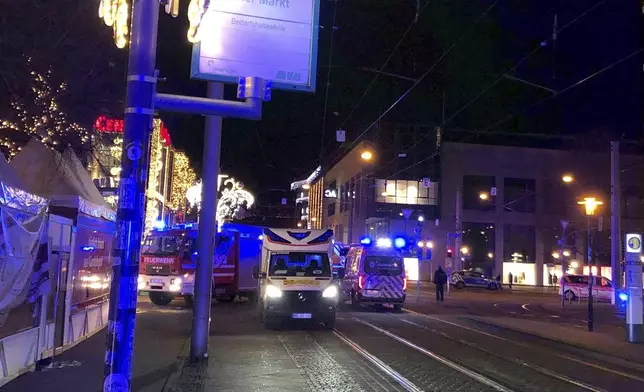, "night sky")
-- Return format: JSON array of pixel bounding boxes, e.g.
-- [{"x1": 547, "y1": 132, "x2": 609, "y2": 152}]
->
[{"x1": 1, "y1": 1, "x2": 641, "y2": 207}]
